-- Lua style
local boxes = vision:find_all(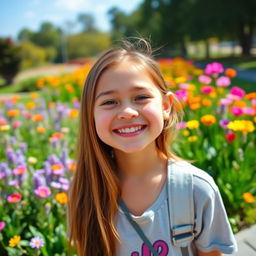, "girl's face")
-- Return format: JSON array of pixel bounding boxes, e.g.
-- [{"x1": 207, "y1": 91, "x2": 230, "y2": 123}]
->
[{"x1": 93, "y1": 61, "x2": 171, "y2": 155}]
